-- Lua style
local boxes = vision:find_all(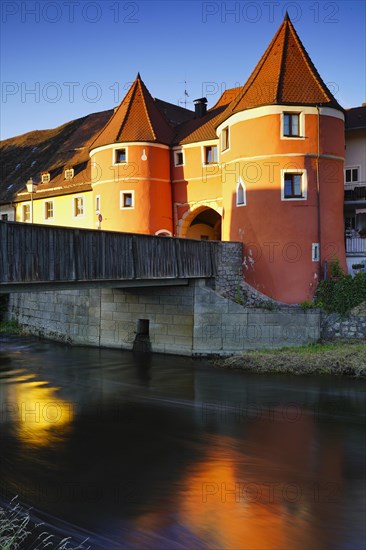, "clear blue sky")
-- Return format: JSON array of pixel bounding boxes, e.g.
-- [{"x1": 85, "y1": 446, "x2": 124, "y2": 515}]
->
[{"x1": 1, "y1": 0, "x2": 365, "y2": 140}]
